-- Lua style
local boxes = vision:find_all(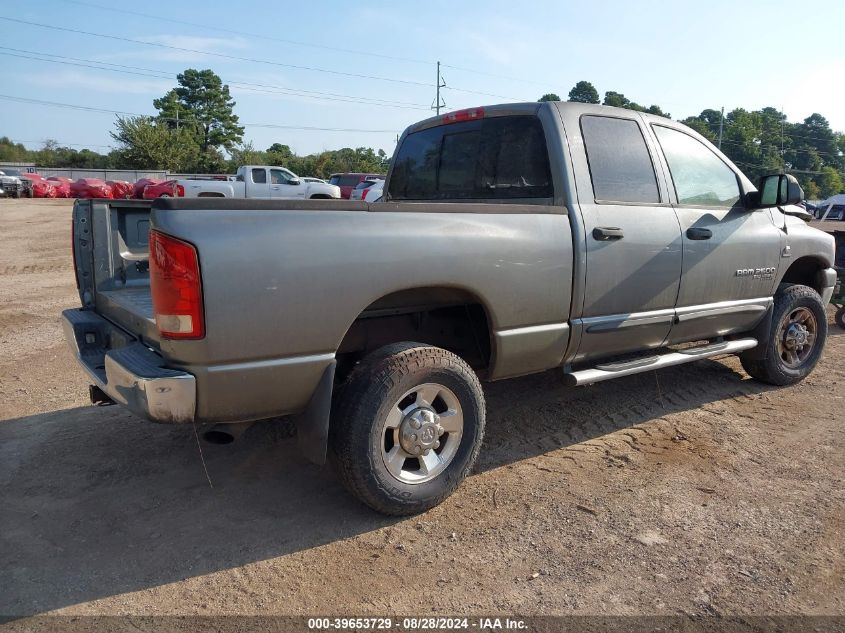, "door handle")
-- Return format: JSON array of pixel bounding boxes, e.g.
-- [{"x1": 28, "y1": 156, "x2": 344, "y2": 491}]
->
[
  {"x1": 593, "y1": 226, "x2": 624, "y2": 240},
  {"x1": 686, "y1": 227, "x2": 713, "y2": 240}
]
